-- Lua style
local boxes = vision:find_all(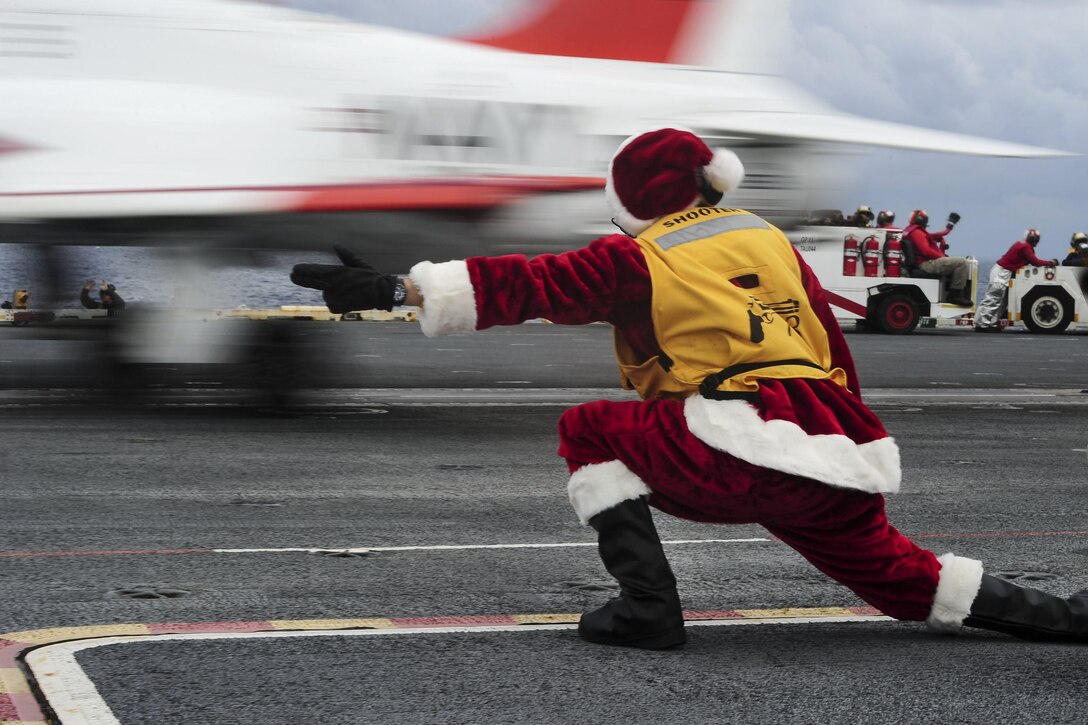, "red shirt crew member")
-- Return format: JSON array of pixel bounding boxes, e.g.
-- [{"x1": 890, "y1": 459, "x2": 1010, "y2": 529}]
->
[
  {"x1": 902, "y1": 210, "x2": 973, "y2": 306},
  {"x1": 975, "y1": 229, "x2": 1055, "y2": 331}
]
